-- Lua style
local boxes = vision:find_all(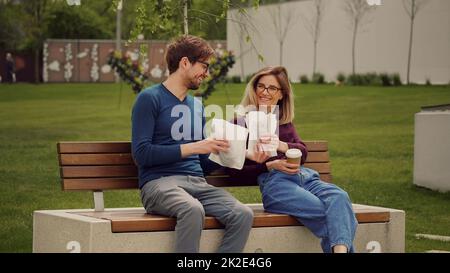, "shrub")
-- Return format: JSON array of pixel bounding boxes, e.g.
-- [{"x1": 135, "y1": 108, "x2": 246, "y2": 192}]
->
[
  {"x1": 346, "y1": 74, "x2": 363, "y2": 86},
  {"x1": 299, "y1": 74, "x2": 309, "y2": 84},
  {"x1": 379, "y1": 73, "x2": 392, "y2": 86},
  {"x1": 336, "y1": 73, "x2": 346, "y2": 84},
  {"x1": 364, "y1": 72, "x2": 382, "y2": 86},
  {"x1": 107, "y1": 50, "x2": 149, "y2": 93},
  {"x1": 425, "y1": 78, "x2": 432, "y2": 86},
  {"x1": 195, "y1": 50, "x2": 236, "y2": 100},
  {"x1": 312, "y1": 72, "x2": 325, "y2": 84},
  {"x1": 230, "y1": 75, "x2": 242, "y2": 83},
  {"x1": 392, "y1": 73, "x2": 402, "y2": 86},
  {"x1": 245, "y1": 74, "x2": 254, "y2": 83},
  {"x1": 223, "y1": 75, "x2": 241, "y2": 83}
]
